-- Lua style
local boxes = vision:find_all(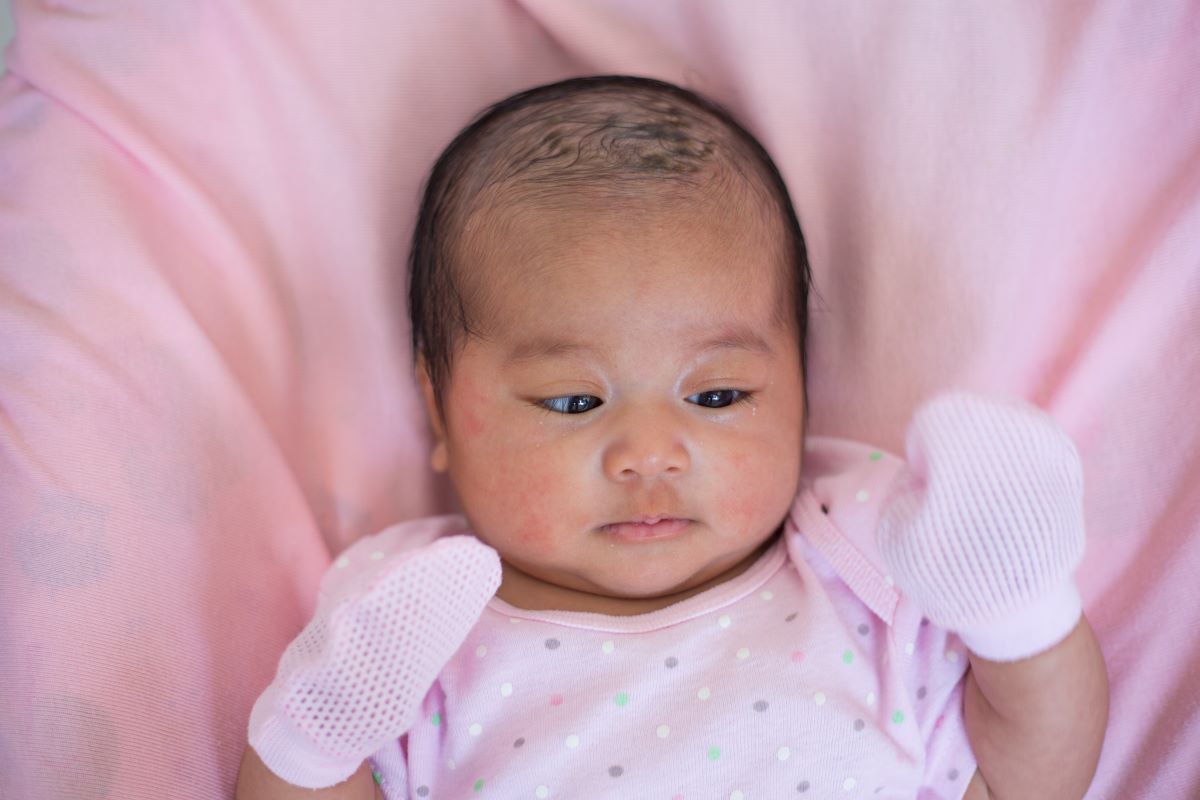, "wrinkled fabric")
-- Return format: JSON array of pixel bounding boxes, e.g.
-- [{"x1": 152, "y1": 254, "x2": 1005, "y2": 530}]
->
[{"x1": 1, "y1": 2, "x2": 1197, "y2": 798}]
